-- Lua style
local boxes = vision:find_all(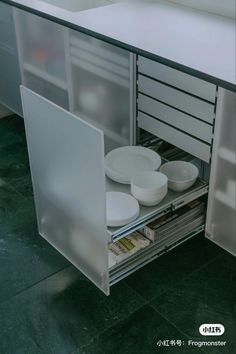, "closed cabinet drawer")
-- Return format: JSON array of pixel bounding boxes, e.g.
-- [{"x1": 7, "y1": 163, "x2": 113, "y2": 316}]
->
[
  {"x1": 138, "y1": 75, "x2": 215, "y2": 123},
  {"x1": 138, "y1": 93, "x2": 213, "y2": 143},
  {"x1": 138, "y1": 111, "x2": 211, "y2": 162},
  {"x1": 138, "y1": 56, "x2": 216, "y2": 103}
]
